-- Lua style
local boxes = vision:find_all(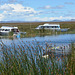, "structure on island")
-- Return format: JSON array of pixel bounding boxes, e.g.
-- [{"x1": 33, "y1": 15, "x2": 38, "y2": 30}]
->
[
  {"x1": 0, "y1": 26, "x2": 26, "y2": 38},
  {"x1": 0, "y1": 26, "x2": 19, "y2": 35},
  {"x1": 35, "y1": 23, "x2": 69, "y2": 32}
]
